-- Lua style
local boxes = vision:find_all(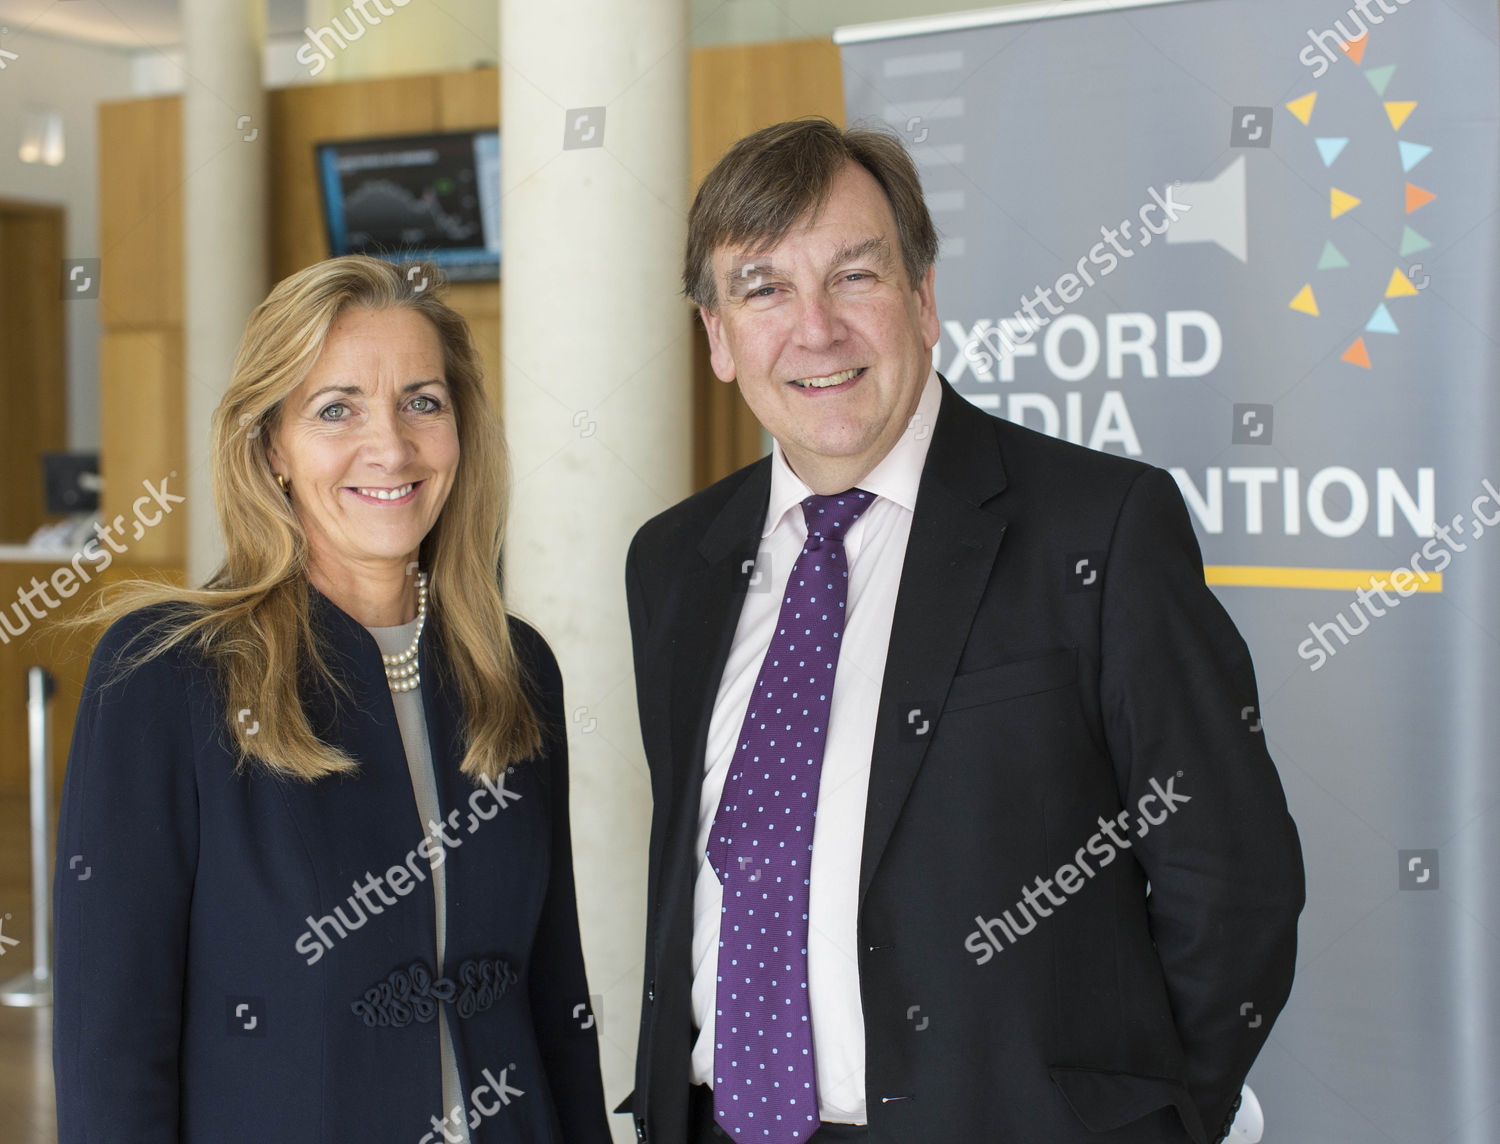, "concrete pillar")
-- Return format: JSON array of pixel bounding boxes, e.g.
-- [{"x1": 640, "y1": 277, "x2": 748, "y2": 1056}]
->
[
  {"x1": 182, "y1": 0, "x2": 268, "y2": 584},
  {"x1": 302, "y1": 0, "x2": 498, "y2": 79},
  {"x1": 500, "y1": 0, "x2": 692, "y2": 1123}
]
